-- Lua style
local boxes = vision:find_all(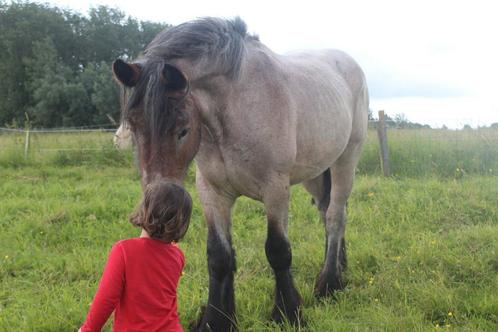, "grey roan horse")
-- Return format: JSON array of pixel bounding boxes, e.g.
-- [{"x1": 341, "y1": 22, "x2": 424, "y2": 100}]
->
[{"x1": 113, "y1": 17, "x2": 368, "y2": 331}]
